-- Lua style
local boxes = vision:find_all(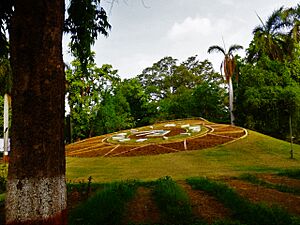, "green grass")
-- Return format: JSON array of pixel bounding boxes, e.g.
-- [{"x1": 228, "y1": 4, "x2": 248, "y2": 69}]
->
[
  {"x1": 66, "y1": 130, "x2": 300, "y2": 182},
  {"x1": 186, "y1": 177, "x2": 300, "y2": 225},
  {"x1": 239, "y1": 173, "x2": 300, "y2": 195},
  {"x1": 0, "y1": 193, "x2": 5, "y2": 203},
  {"x1": 277, "y1": 169, "x2": 300, "y2": 179},
  {"x1": 152, "y1": 176, "x2": 197, "y2": 225},
  {"x1": 68, "y1": 181, "x2": 137, "y2": 225}
]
